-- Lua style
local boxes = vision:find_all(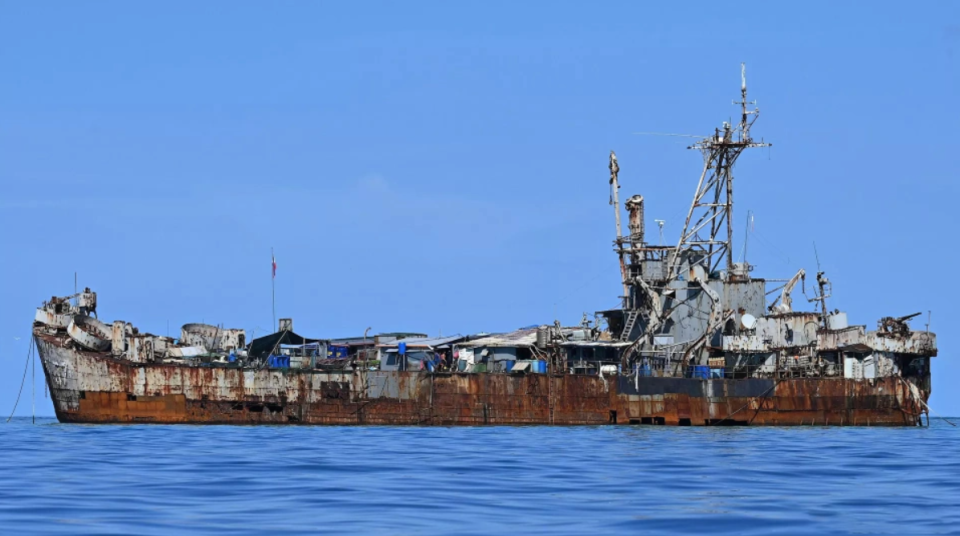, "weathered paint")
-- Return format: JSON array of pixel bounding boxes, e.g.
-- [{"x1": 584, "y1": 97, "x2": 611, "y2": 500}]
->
[
  {"x1": 36, "y1": 334, "x2": 926, "y2": 426},
  {"x1": 818, "y1": 327, "x2": 937, "y2": 356},
  {"x1": 34, "y1": 308, "x2": 74, "y2": 329},
  {"x1": 66, "y1": 316, "x2": 112, "y2": 352}
]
